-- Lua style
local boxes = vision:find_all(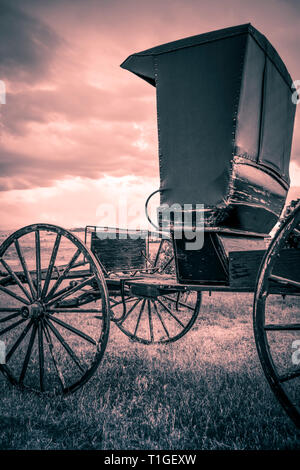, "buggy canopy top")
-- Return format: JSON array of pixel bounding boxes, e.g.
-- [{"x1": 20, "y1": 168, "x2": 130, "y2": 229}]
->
[{"x1": 121, "y1": 24, "x2": 297, "y2": 234}]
